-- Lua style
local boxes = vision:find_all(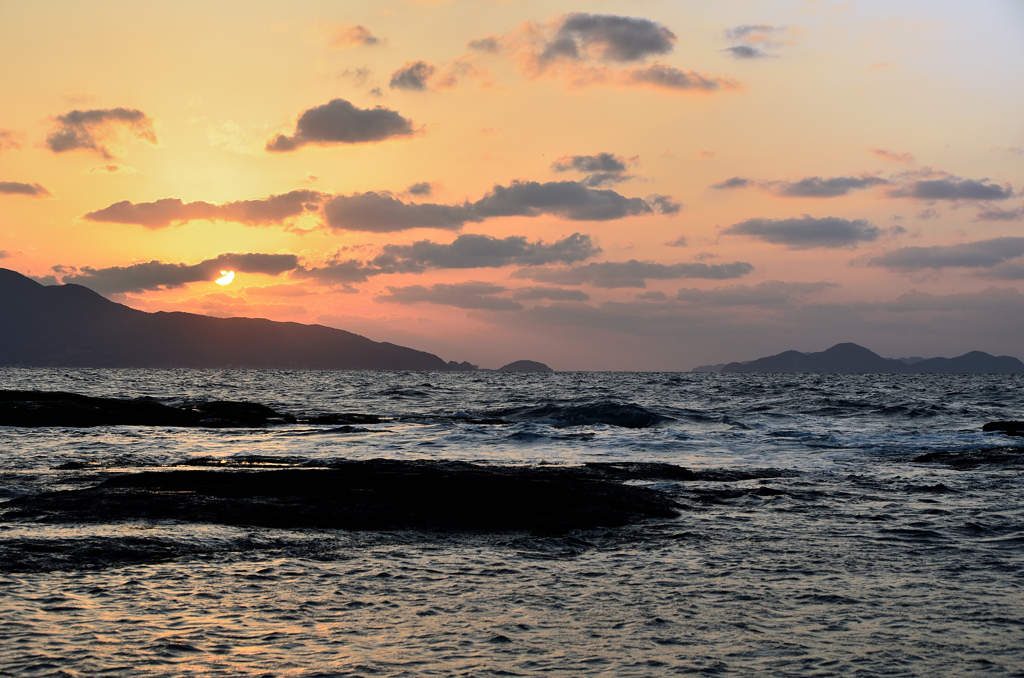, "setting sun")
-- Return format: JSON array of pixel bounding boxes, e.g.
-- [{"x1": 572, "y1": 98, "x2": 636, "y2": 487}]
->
[{"x1": 215, "y1": 270, "x2": 235, "y2": 286}]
